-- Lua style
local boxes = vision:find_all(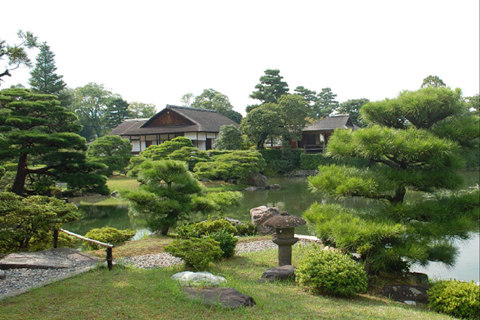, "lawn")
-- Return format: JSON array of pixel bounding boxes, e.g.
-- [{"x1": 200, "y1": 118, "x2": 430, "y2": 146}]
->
[{"x1": 0, "y1": 247, "x2": 452, "y2": 320}]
